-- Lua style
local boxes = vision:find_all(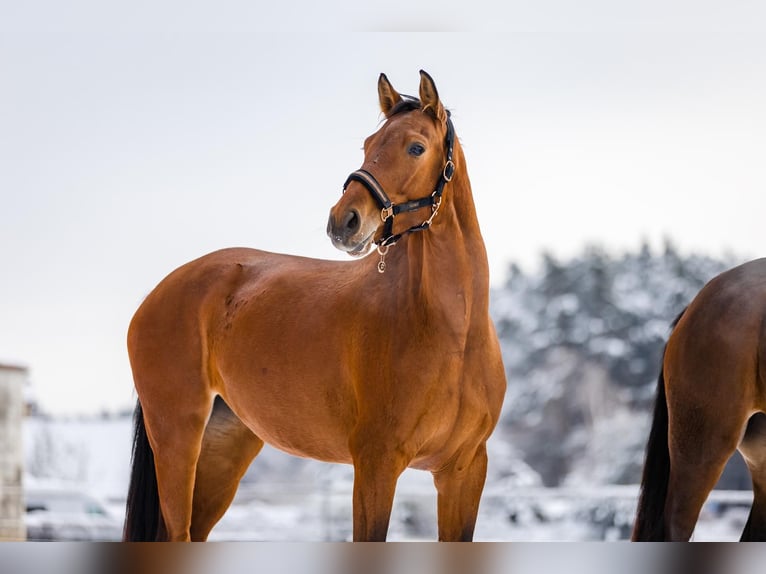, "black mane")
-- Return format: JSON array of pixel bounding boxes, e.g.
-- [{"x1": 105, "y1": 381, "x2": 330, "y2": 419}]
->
[
  {"x1": 387, "y1": 95, "x2": 450, "y2": 120},
  {"x1": 388, "y1": 97, "x2": 421, "y2": 117}
]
